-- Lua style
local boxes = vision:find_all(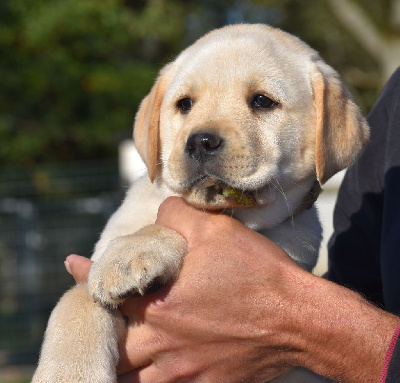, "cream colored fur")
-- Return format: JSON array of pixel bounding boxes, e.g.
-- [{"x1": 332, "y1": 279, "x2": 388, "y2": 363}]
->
[{"x1": 32, "y1": 24, "x2": 369, "y2": 382}]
